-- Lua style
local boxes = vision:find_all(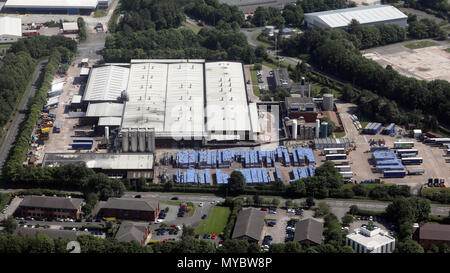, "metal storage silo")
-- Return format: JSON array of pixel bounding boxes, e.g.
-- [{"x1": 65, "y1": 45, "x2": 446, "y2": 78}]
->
[
  {"x1": 315, "y1": 119, "x2": 320, "y2": 138},
  {"x1": 121, "y1": 129, "x2": 129, "y2": 152},
  {"x1": 147, "y1": 129, "x2": 155, "y2": 152},
  {"x1": 138, "y1": 129, "x2": 146, "y2": 152},
  {"x1": 130, "y1": 129, "x2": 138, "y2": 152},
  {"x1": 321, "y1": 122, "x2": 328, "y2": 138},
  {"x1": 104, "y1": 126, "x2": 109, "y2": 143},
  {"x1": 292, "y1": 119, "x2": 298, "y2": 140},
  {"x1": 323, "y1": 93, "x2": 334, "y2": 111}
]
